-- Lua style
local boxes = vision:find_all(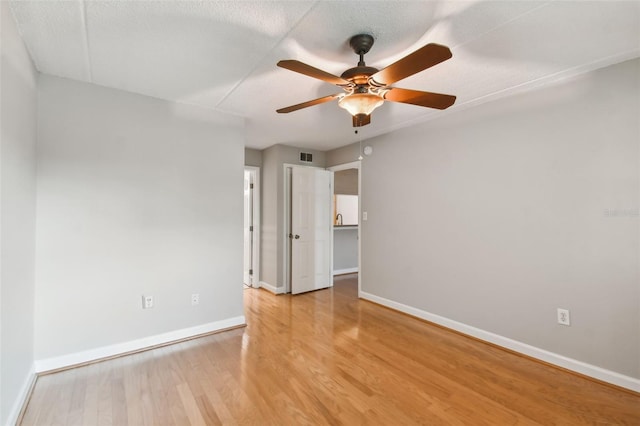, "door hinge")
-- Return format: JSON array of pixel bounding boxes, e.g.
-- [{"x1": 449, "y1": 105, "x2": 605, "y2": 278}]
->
[
  {"x1": 250, "y1": 183, "x2": 254, "y2": 189},
  {"x1": 249, "y1": 226, "x2": 253, "y2": 232},
  {"x1": 249, "y1": 269, "x2": 253, "y2": 275}
]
